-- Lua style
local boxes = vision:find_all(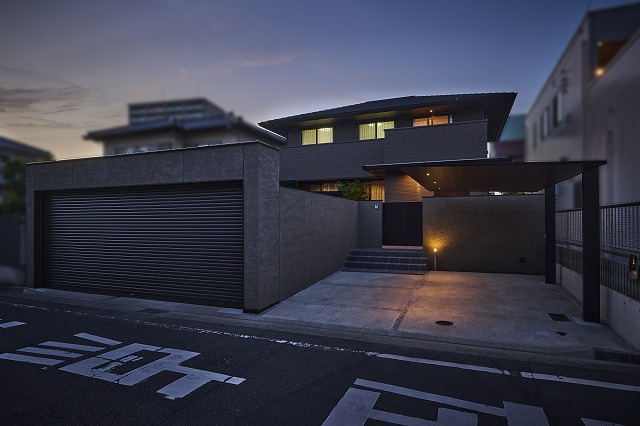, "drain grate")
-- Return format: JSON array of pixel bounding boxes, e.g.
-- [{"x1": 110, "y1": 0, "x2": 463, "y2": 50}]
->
[
  {"x1": 435, "y1": 320, "x2": 454, "y2": 326},
  {"x1": 548, "y1": 313, "x2": 571, "y2": 322},
  {"x1": 594, "y1": 350, "x2": 640, "y2": 365},
  {"x1": 138, "y1": 308, "x2": 168, "y2": 314}
]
